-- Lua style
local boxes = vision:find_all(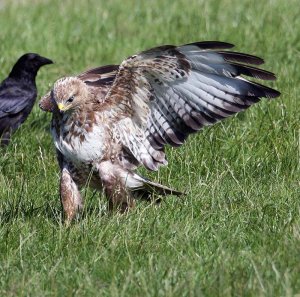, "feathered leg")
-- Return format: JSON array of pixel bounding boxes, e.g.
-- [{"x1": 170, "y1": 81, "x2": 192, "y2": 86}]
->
[
  {"x1": 60, "y1": 167, "x2": 83, "y2": 222},
  {"x1": 97, "y1": 160, "x2": 183, "y2": 212},
  {"x1": 97, "y1": 161, "x2": 135, "y2": 213}
]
